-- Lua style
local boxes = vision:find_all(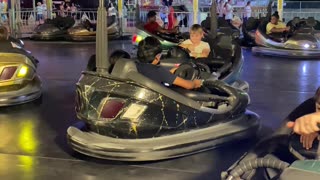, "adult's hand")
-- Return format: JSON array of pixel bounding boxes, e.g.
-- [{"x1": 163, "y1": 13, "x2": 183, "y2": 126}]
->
[{"x1": 287, "y1": 112, "x2": 320, "y2": 135}]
